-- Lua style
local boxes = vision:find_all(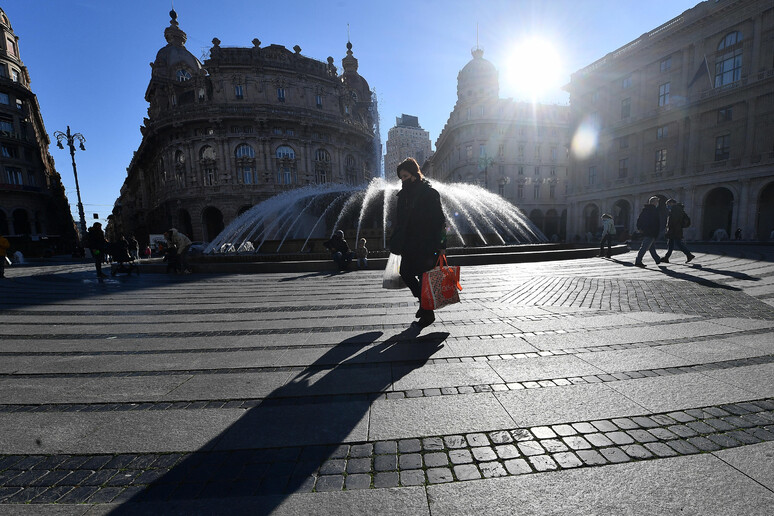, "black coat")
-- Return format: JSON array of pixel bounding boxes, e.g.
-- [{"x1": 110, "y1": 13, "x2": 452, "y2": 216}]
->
[
  {"x1": 665, "y1": 204, "x2": 687, "y2": 239},
  {"x1": 636, "y1": 205, "x2": 661, "y2": 238},
  {"x1": 323, "y1": 234, "x2": 350, "y2": 255},
  {"x1": 390, "y1": 179, "x2": 445, "y2": 276},
  {"x1": 86, "y1": 227, "x2": 106, "y2": 251}
]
